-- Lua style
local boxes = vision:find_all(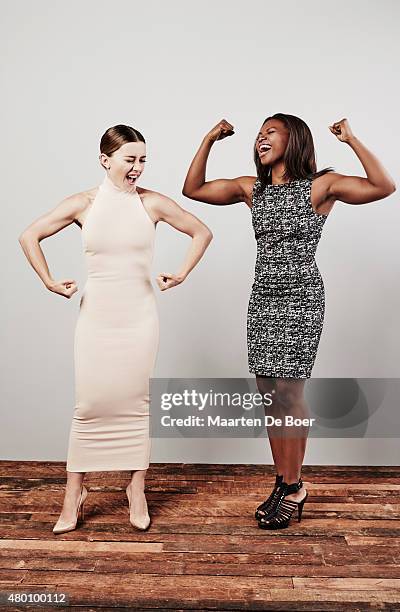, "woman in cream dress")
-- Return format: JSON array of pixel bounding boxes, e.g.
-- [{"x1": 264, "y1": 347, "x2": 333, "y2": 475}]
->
[{"x1": 18, "y1": 124, "x2": 212, "y2": 533}]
